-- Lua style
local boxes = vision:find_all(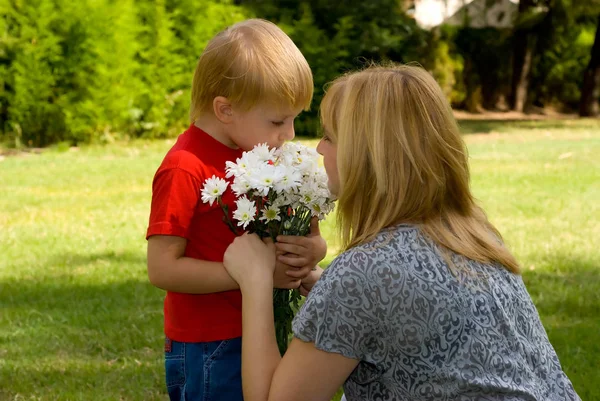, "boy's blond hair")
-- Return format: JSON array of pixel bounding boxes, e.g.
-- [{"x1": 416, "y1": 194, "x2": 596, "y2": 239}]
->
[
  {"x1": 190, "y1": 19, "x2": 313, "y2": 122},
  {"x1": 321, "y1": 64, "x2": 520, "y2": 274}
]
